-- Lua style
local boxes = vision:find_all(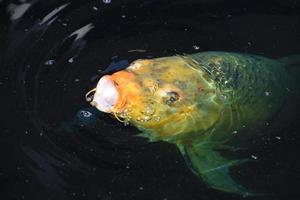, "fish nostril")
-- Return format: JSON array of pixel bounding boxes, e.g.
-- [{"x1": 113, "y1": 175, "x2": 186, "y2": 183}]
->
[{"x1": 113, "y1": 80, "x2": 119, "y2": 86}]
